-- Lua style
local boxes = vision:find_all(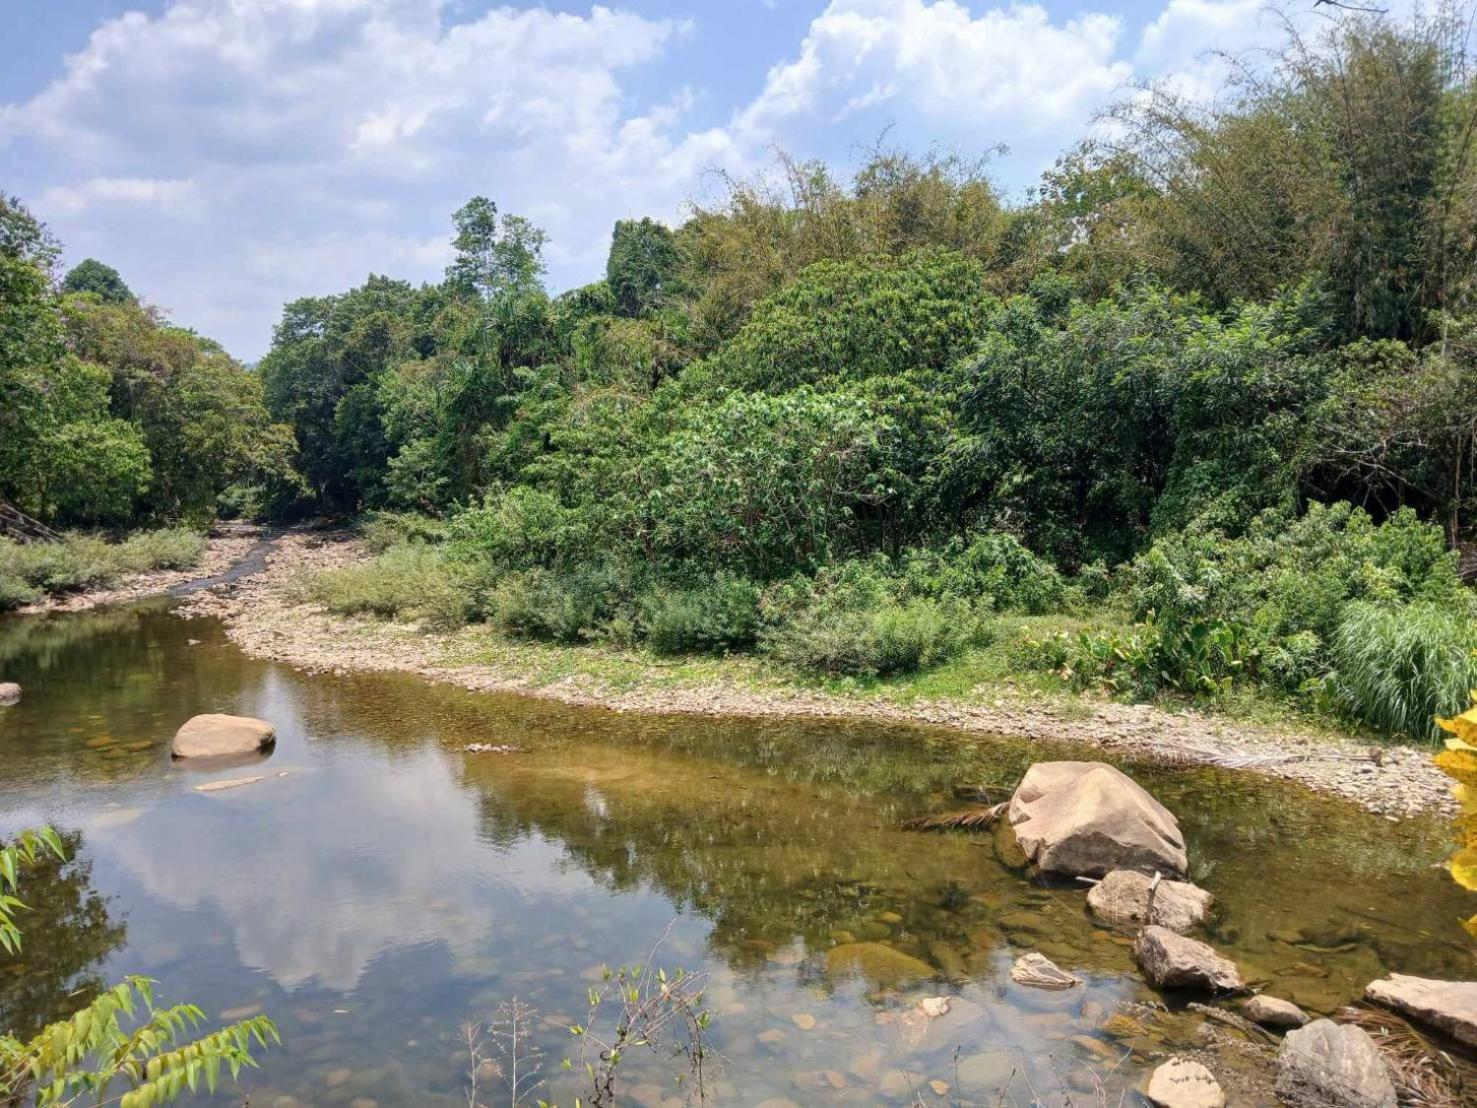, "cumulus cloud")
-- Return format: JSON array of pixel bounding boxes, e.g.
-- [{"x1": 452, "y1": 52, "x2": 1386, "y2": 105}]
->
[{"x1": 1, "y1": 0, "x2": 1332, "y2": 358}]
